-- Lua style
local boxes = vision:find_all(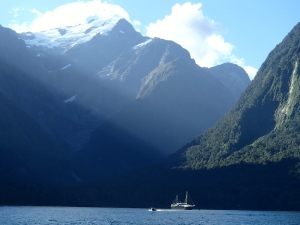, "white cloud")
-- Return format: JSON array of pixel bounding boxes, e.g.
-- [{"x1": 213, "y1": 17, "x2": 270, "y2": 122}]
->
[
  {"x1": 9, "y1": 0, "x2": 130, "y2": 32},
  {"x1": 9, "y1": 8, "x2": 21, "y2": 18},
  {"x1": 132, "y1": 20, "x2": 142, "y2": 32},
  {"x1": 244, "y1": 66, "x2": 258, "y2": 79},
  {"x1": 229, "y1": 57, "x2": 258, "y2": 80},
  {"x1": 146, "y1": 2, "x2": 257, "y2": 79},
  {"x1": 30, "y1": 9, "x2": 43, "y2": 17}
]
